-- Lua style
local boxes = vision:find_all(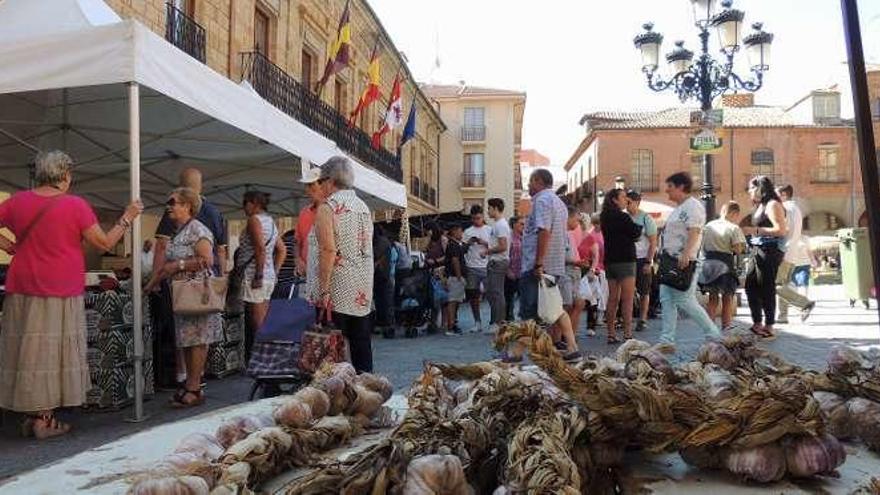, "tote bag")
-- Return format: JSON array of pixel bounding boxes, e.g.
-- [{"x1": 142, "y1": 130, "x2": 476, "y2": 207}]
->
[{"x1": 537, "y1": 274, "x2": 565, "y2": 324}]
